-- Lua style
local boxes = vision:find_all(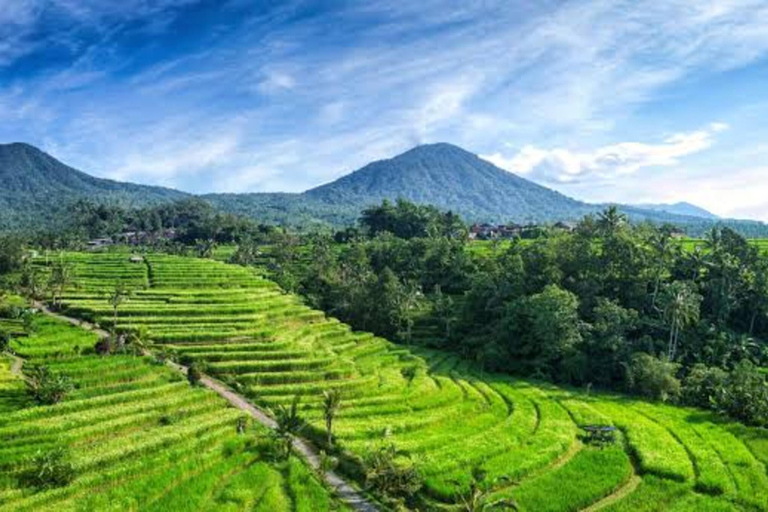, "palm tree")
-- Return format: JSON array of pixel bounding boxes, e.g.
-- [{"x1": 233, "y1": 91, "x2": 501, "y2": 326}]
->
[
  {"x1": 662, "y1": 282, "x2": 701, "y2": 360},
  {"x1": 48, "y1": 262, "x2": 74, "y2": 309},
  {"x1": 107, "y1": 282, "x2": 132, "y2": 332},
  {"x1": 453, "y1": 466, "x2": 519, "y2": 512},
  {"x1": 597, "y1": 206, "x2": 627, "y2": 237},
  {"x1": 649, "y1": 227, "x2": 673, "y2": 309},
  {"x1": 272, "y1": 395, "x2": 304, "y2": 460},
  {"x1": 322, "y1": 389, "x2": 343, "y2": 448}
]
